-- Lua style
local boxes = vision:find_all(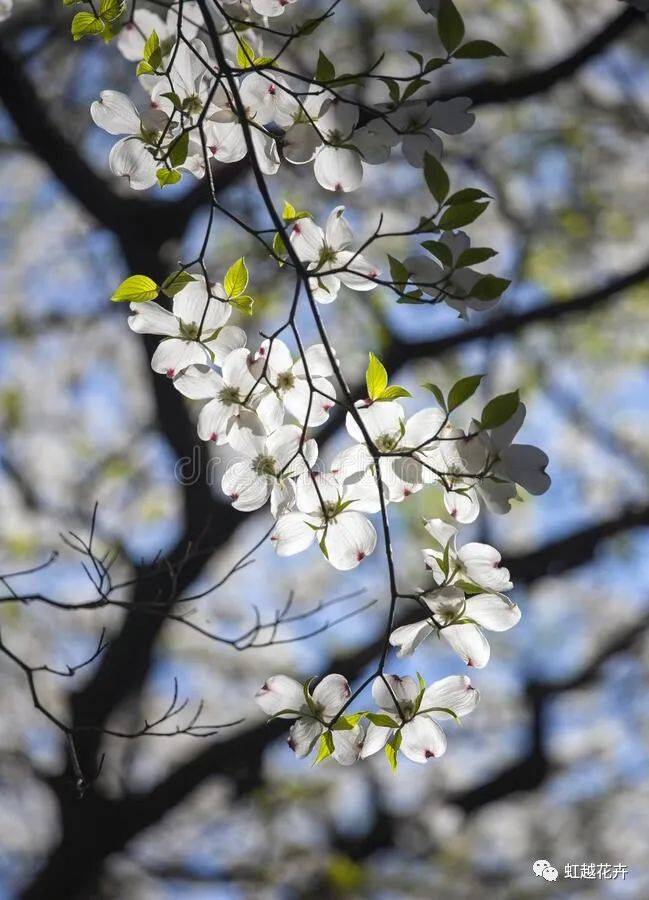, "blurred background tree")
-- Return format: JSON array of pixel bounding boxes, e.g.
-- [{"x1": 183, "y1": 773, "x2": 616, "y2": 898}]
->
[{"x1": 0, "y1": 0, "x2": 648, "y2": 897}]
